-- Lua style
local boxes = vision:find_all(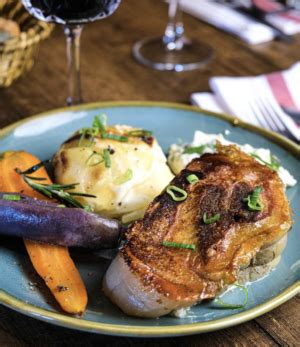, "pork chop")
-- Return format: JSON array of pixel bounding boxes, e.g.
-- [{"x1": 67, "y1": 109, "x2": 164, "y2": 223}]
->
[{"x1": 103, "y1": 144, "x2": 292, "y2": 317}]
